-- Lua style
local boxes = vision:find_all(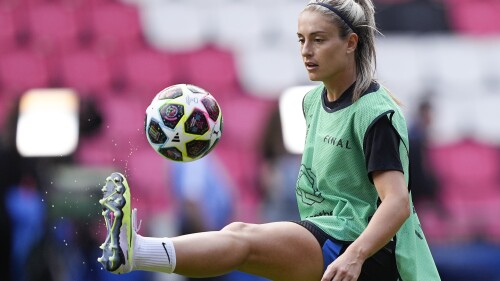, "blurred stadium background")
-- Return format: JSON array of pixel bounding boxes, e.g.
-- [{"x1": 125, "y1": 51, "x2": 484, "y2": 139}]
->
[{"x1": 1, "y1": 0, "x2": 500, "y2": 280}]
